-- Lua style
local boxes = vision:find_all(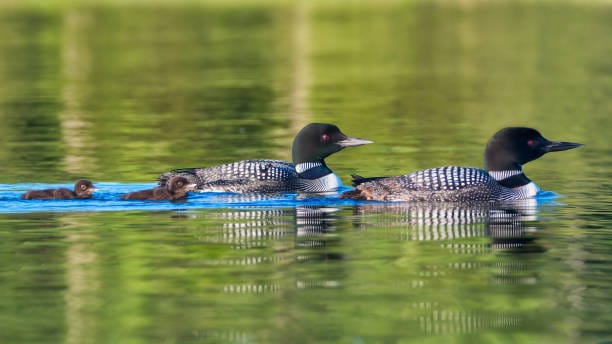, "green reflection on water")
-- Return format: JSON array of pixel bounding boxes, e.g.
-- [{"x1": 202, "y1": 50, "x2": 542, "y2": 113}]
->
[
  {"x1": 0, "y1": 205, "x2": 593, "y2": 343},
  {"x1": 0, "y1": 1, "x2": 610, "y2": 343}
]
